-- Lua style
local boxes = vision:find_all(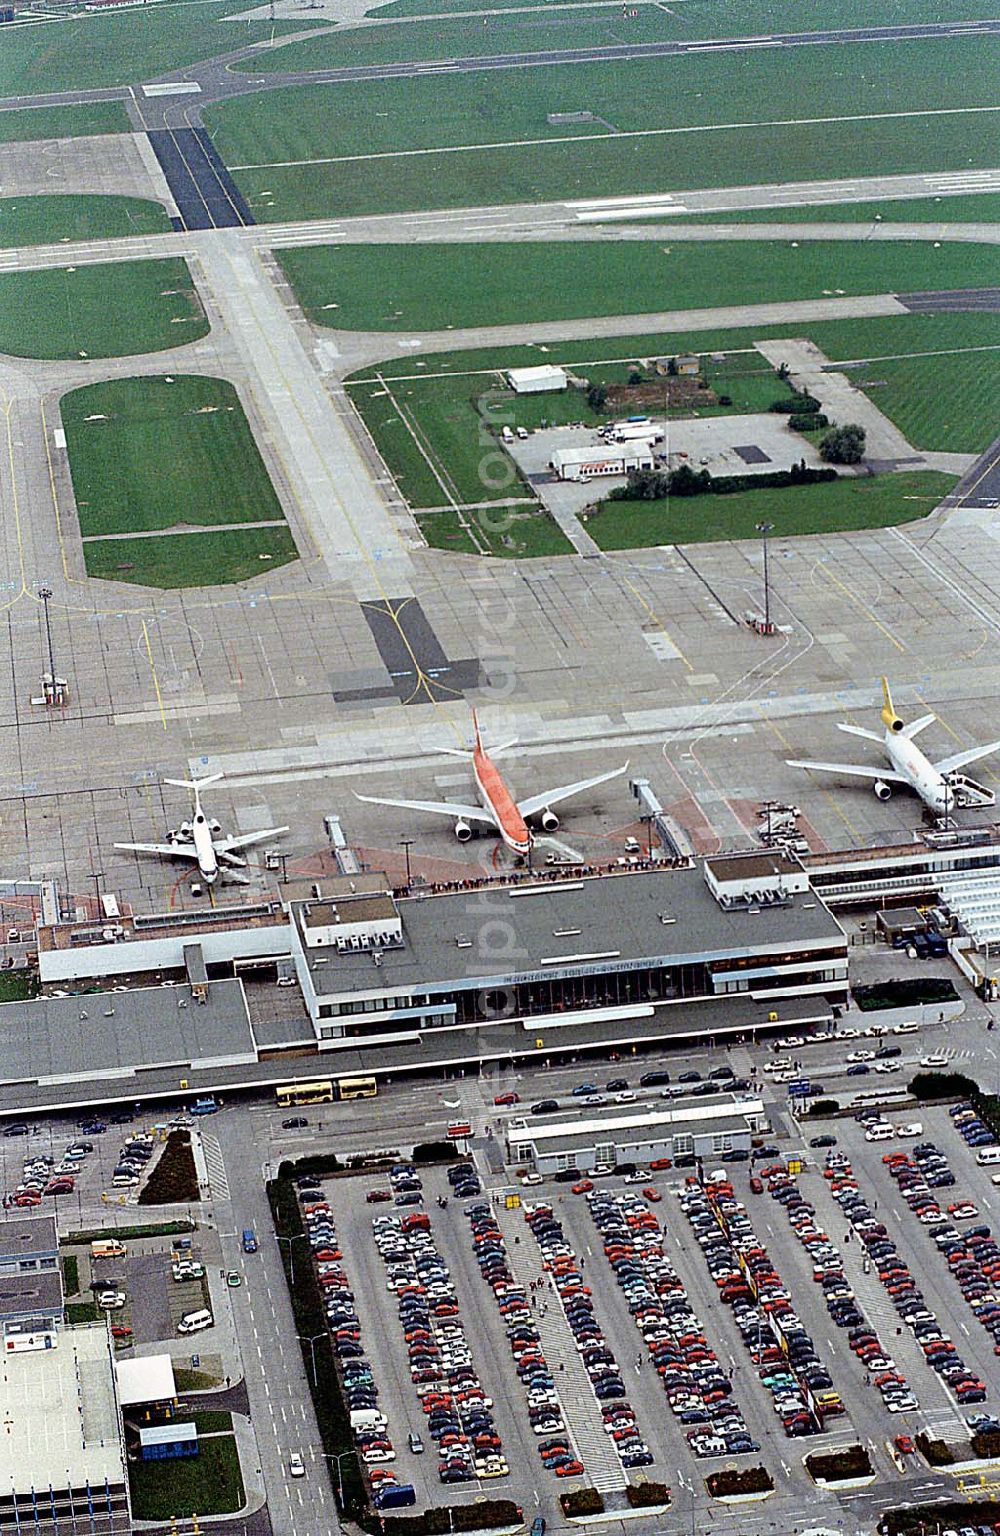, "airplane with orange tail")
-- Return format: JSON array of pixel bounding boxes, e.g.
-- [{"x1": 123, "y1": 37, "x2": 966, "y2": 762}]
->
[{"x1": 355, "y1": 713, "x2": 628, "y2": 856}]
